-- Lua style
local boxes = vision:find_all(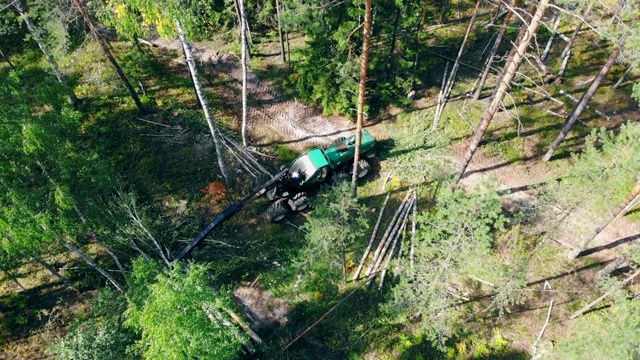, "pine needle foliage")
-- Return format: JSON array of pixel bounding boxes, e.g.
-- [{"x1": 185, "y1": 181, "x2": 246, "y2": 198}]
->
[{"x1": 385, "y1": 186, "x2": 517, "y2": 345}]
